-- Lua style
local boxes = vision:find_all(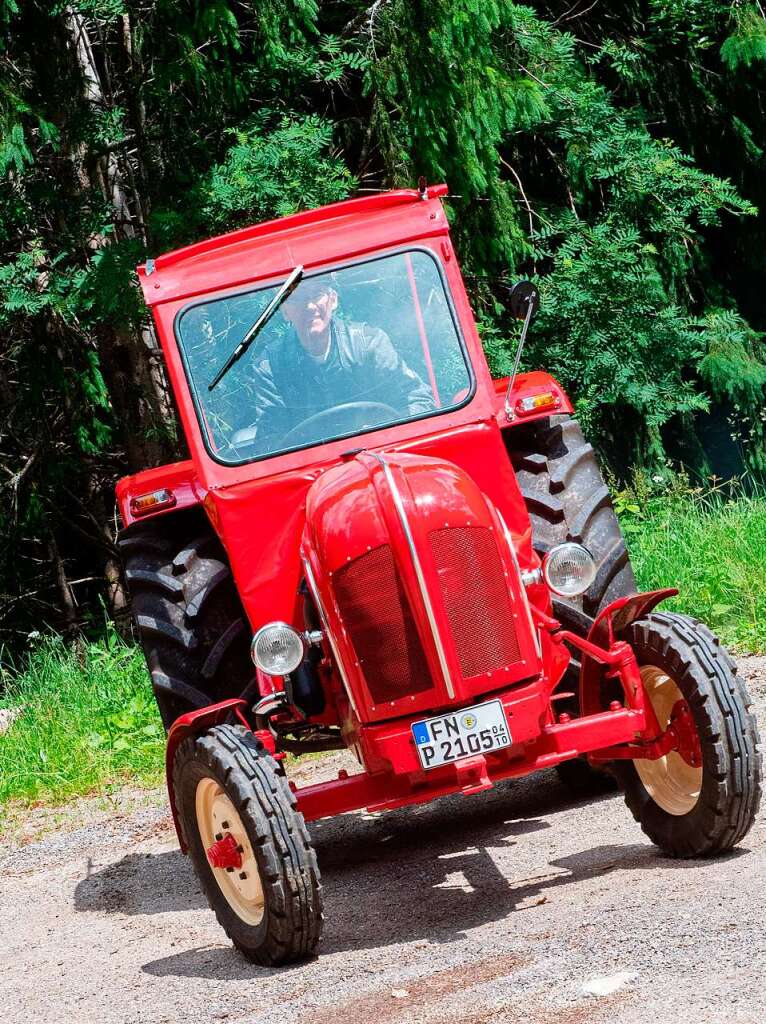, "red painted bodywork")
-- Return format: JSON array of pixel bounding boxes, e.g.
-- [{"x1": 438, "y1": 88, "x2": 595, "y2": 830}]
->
[
  {"x1": 119, "y1": 185, "x2": 682, "y2": 833},
  {"x1": 492, "y1": 372, "x2": 573, "y2": 428},
  {"x1": 117, "y1": 459, "x2": 204, "y2": 528},
  {"x1": 579, "y1": 589, "x2": 679, "y2": 716}
]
